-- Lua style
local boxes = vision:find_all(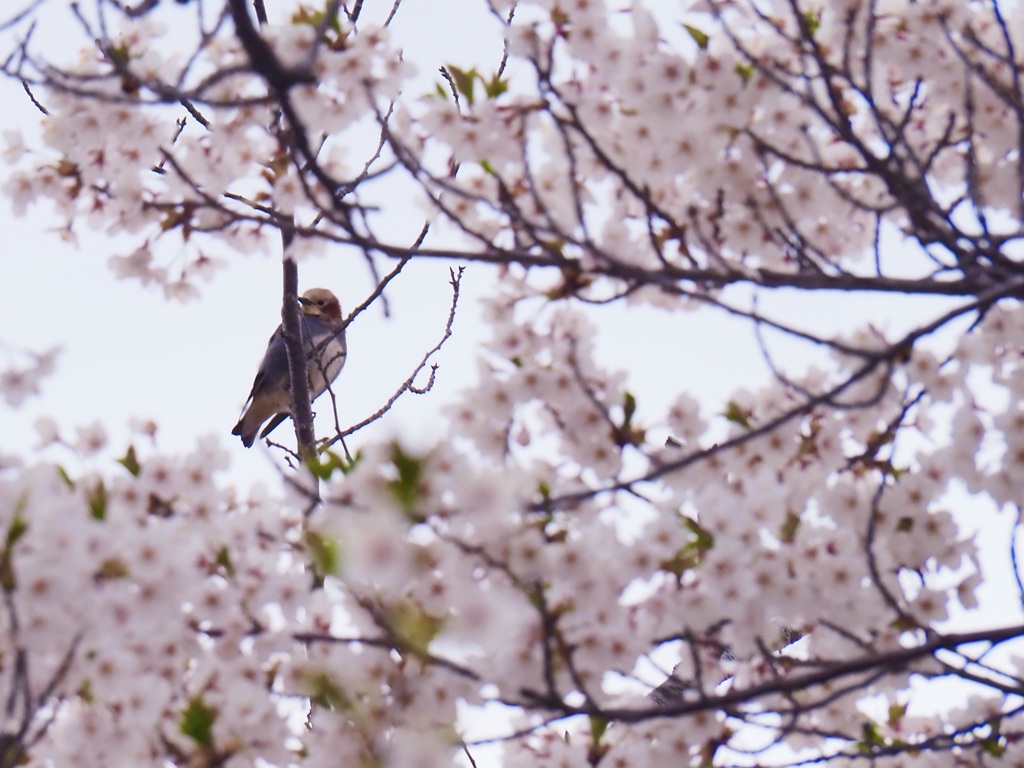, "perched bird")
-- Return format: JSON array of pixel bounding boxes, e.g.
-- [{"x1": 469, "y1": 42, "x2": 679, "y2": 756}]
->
[{"x1": 232, "y1": 288, "x2": 347, "y2": 447}]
